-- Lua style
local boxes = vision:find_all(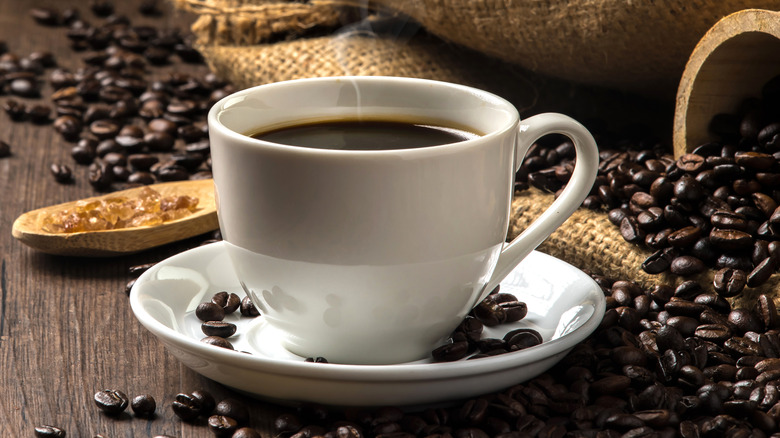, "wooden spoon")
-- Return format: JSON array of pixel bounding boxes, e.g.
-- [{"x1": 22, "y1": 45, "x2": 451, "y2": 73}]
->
[{"x1": 12, "y1": 179, "x2": 218, "y2": 257}]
